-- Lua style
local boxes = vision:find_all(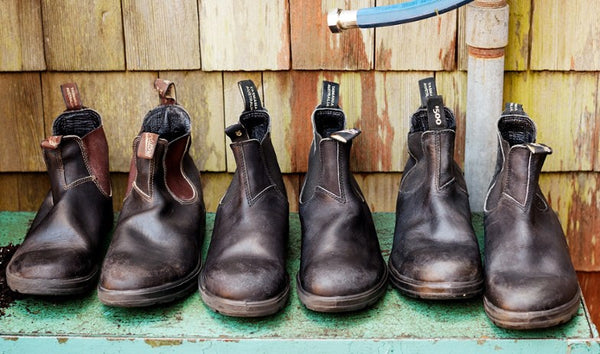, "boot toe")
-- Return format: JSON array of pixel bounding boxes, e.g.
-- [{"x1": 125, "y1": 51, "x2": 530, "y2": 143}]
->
[
  {"x1": 8, "y1": 248, "x2": 94, "y2": 280},
  {"x1": 392, "y1": 247, "x2": 481, "y2": 283},
  {"x1": 485, "y1": 272, "x2": 579, "y2": 312},
  {"x1": 201, "y1": 259, "x2": 287, "y2": 301},
  {"x1": 301, "y1": 258, "x2": 383, "y2": 297}
]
